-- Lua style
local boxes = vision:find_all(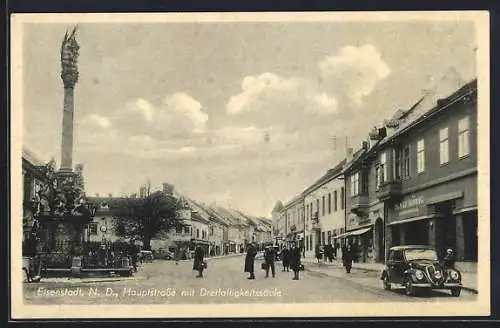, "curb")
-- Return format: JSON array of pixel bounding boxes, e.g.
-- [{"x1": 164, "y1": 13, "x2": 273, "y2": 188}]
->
[
  {"x1": 23, "y1": 276, "x2": 147, "y2": 284},
  {"x1": 303, "y1": 262, "x2": 478, "y2": 294}
]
